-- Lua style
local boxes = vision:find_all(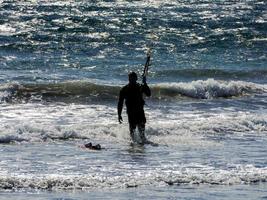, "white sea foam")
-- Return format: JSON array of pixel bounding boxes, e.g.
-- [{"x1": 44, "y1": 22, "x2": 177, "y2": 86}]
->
[
  {"x1": 0, "y1": 24, "x2": 16, "y2": 36},
  {"x1": 0, "y1": 164, "x2": 266, "y2": 190},
  {"x1": 0, "y1": 82, "x2": 20, "y2": 103},
  {"x1": 153, "y1": 79, "x2": 267, "y2": 99},
  {"x1": 86, "y1": 32, "x2": 110, "y2": 39},
  {"x1": 0, "y1": 100, "x2": 266, "y2": 145}
]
